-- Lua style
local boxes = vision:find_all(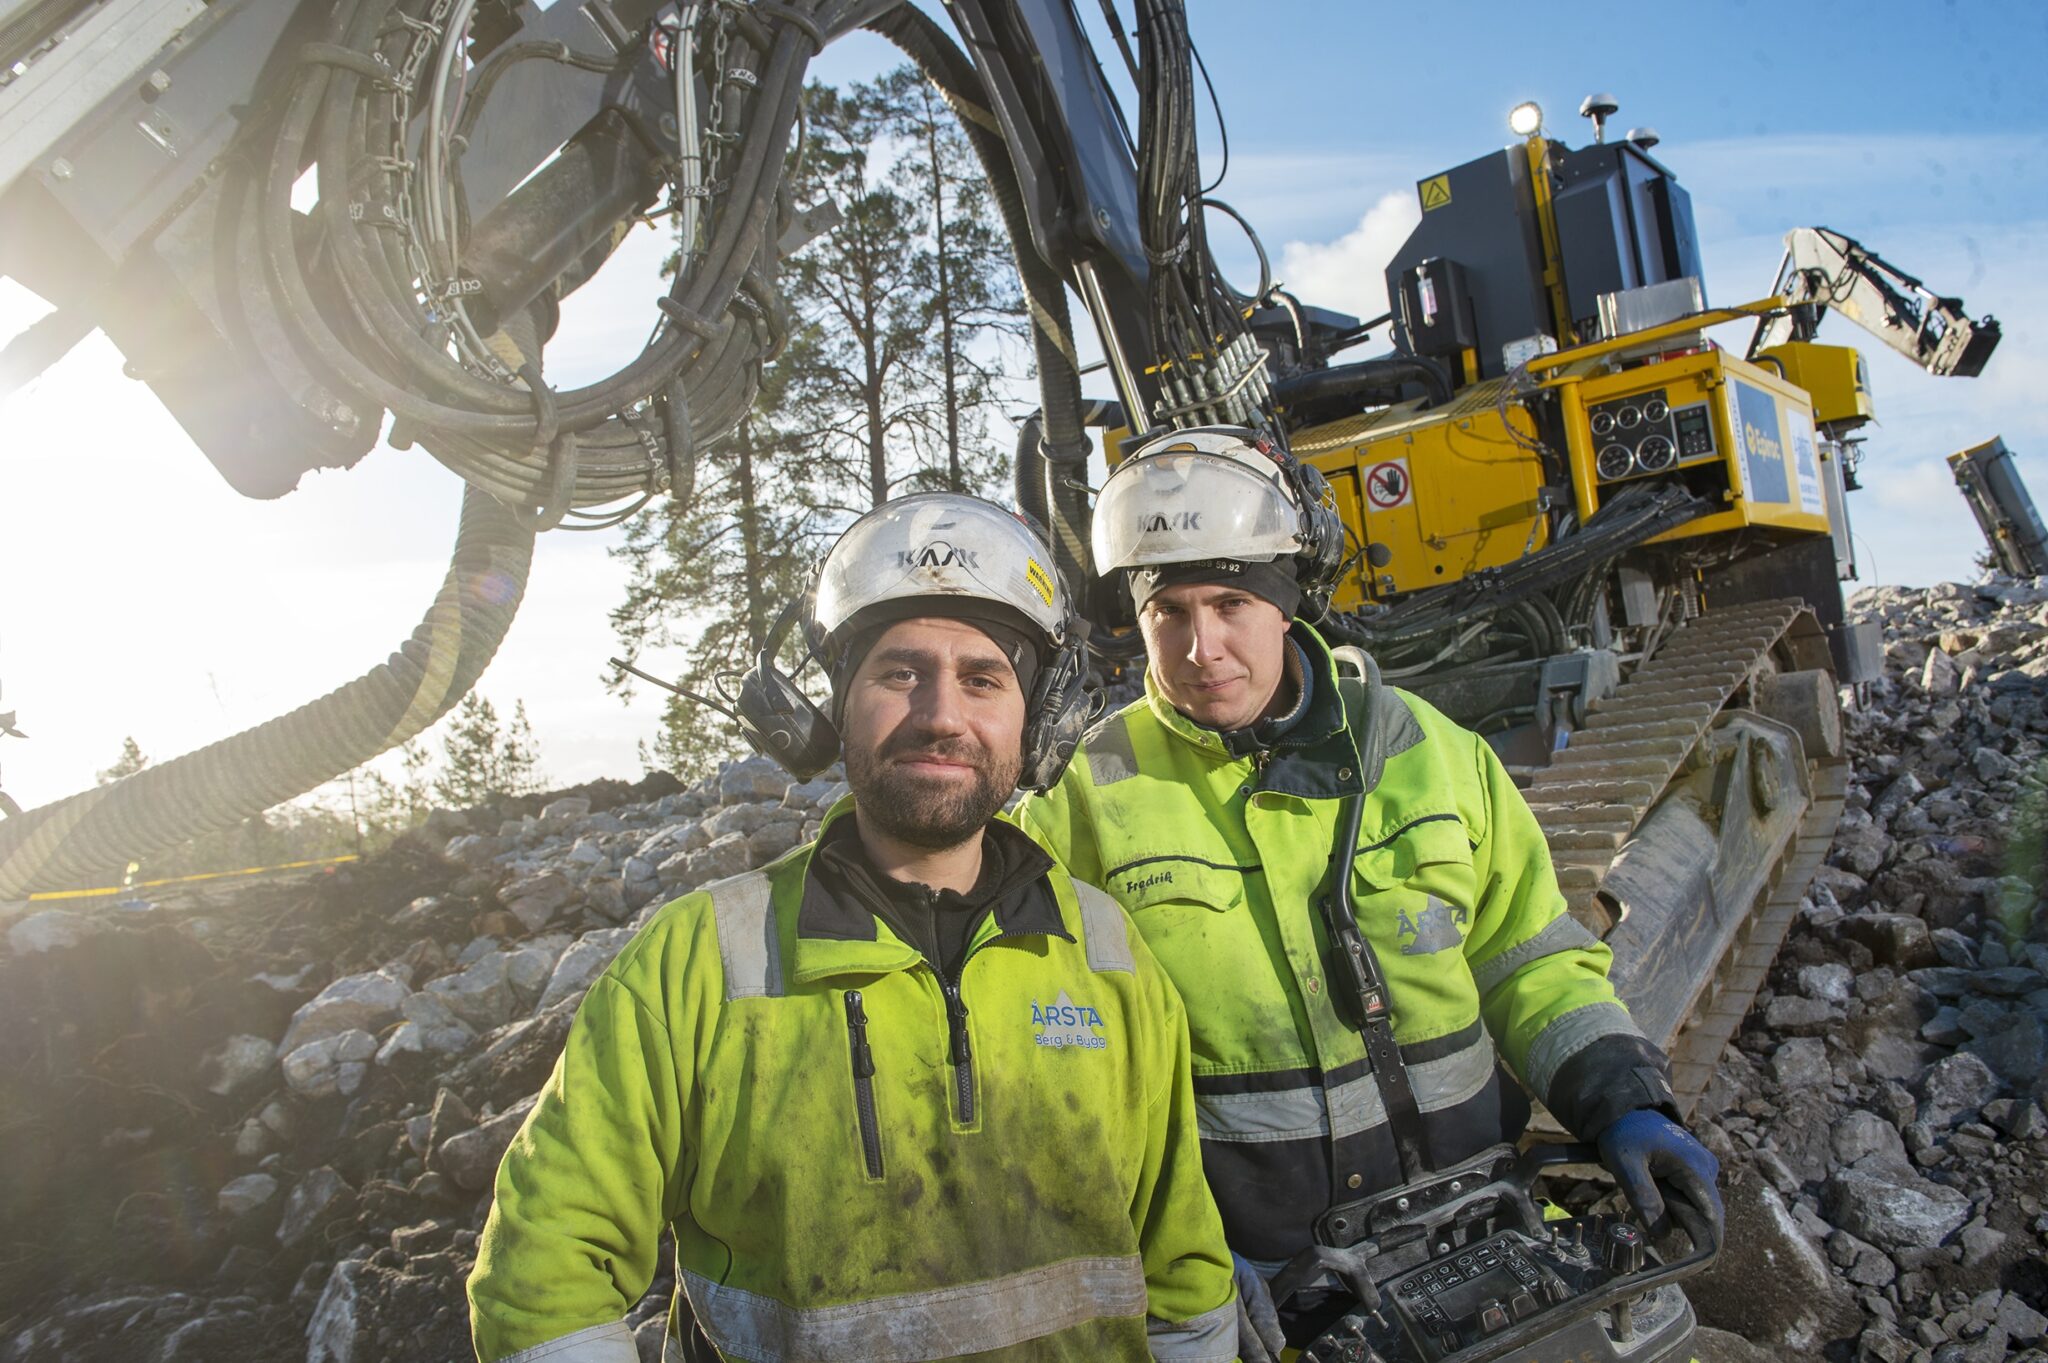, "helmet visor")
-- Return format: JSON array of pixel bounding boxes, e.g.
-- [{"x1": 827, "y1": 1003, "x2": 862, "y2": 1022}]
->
[
  {"x1": 1092, "y1": 450, "x2": 1303, "y2": 572},
  {"x1": 812, "y1": 494, "x2": 1069, "y2": 646}
]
